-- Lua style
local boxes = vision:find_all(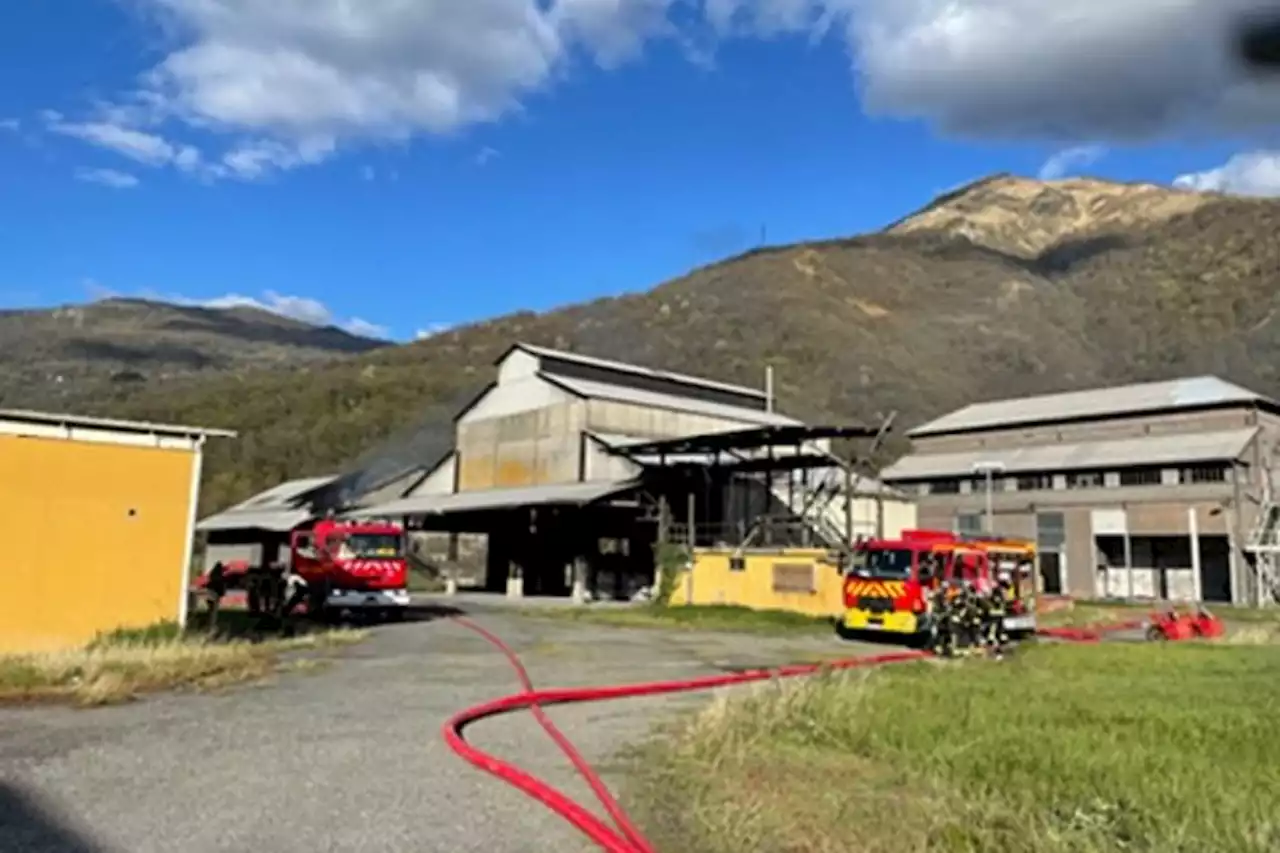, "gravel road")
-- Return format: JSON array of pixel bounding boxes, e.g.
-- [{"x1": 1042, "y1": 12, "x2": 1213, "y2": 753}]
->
[{"x1": 1, "y1": 604, "x2": 872, "y2": 853}]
